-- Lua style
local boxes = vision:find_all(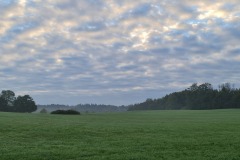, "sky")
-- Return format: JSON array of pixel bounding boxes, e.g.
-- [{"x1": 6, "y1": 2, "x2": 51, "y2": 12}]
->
[{"x1": 0, "y1": 0, "x2": 240, "y2": 106}]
